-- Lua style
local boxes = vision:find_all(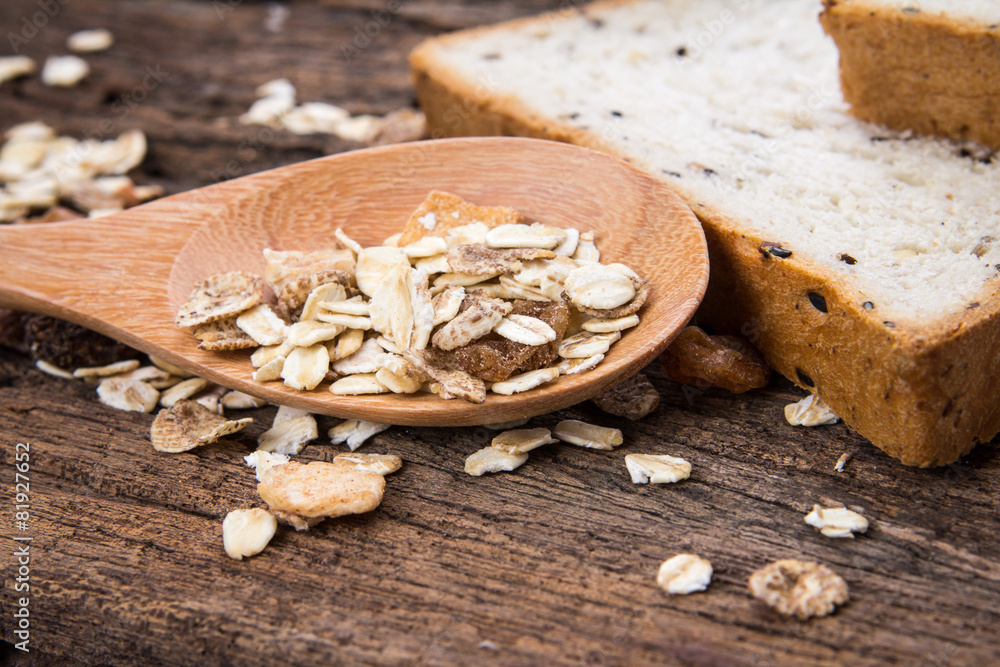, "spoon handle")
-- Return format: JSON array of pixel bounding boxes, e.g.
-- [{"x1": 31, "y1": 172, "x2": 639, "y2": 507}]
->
[{"x1": 0, "y1": 197, "x2": 208, "y2": 345}]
